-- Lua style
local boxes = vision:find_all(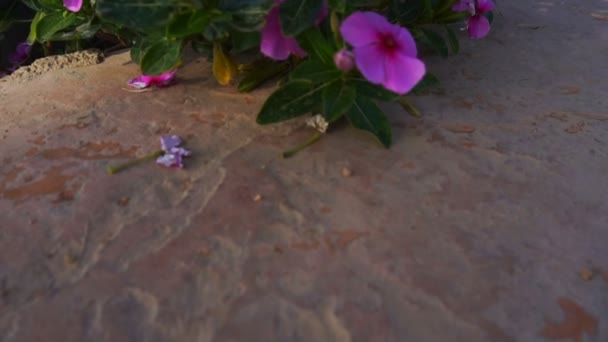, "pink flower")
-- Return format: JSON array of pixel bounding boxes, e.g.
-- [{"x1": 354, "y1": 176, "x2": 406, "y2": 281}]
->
[
  {"x1": 260, "y1": 0, "x2": 328, "y2": 60},
  {"x1": 340, "y1": 11, "x2": 426, "y2": 95},
  {"x1": 334, "y1": 49, "x2": 355, "y2": 72},
  {"x1": 63, "y1": 0, "x2": 83, "y2": 12},
  {"x1": 128, "y1": 70, "x2": 177, "y2": 89},
  {"x1": 452, "y1": 0, "x2": 495, "y2": 39}
]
